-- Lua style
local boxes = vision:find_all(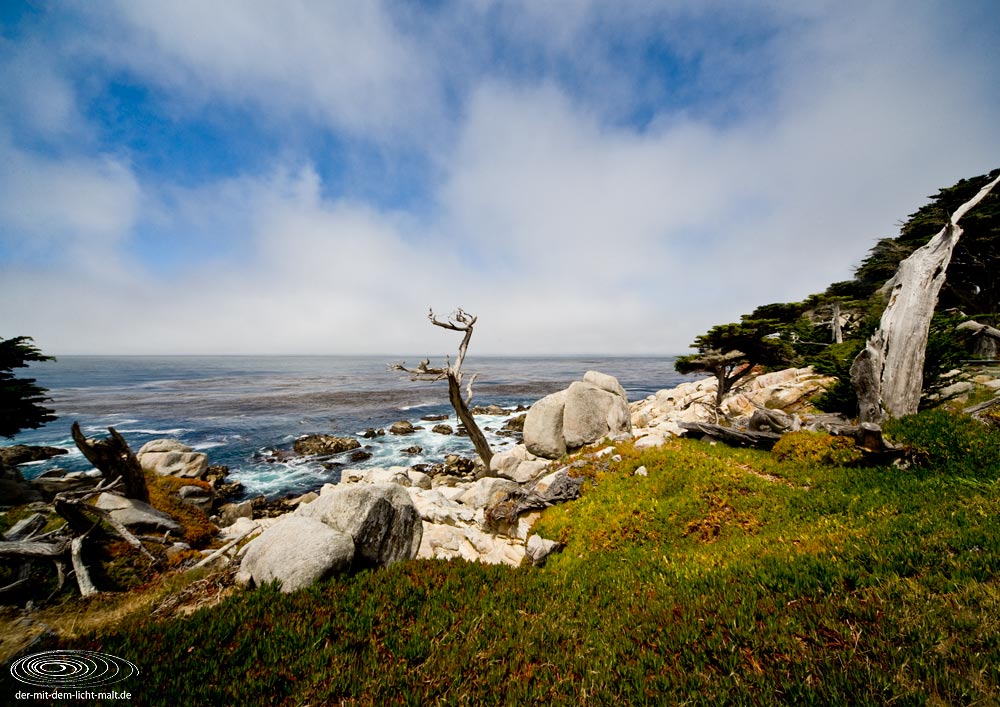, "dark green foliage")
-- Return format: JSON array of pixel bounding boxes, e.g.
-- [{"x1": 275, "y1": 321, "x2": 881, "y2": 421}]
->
[
  {"x1": 922, "y1": 311, "x2": 973, "y2": 401},
  {"x1": 676, "y1": 319, "x2": 797, "y2": 411},
  {"x1": 0, "y1": 335, "x2": 56, "y2": 439},
  {"x1": 811, "y1": 340, "x2": 864, "y2": 414},
  {"x1": 34, "y1": 434, "x2": 1000, "y2": 706}
]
